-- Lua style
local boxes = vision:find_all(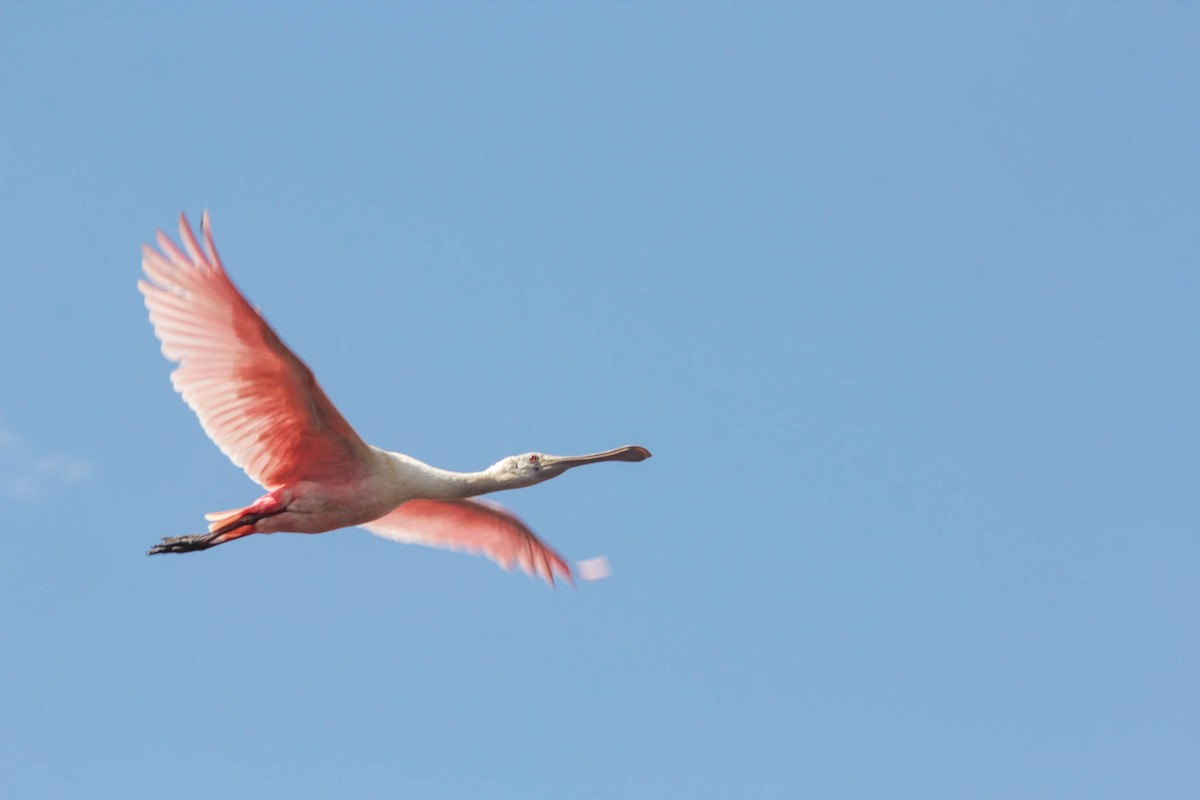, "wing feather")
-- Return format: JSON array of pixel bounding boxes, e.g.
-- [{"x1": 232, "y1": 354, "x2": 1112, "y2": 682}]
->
[
  {"x1": 361, "y1": 499, "x2": 575, "y2": 587},
  {"x1": 139, "y1": 212, "x2": 371, "y2": 490}
]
